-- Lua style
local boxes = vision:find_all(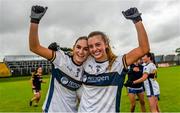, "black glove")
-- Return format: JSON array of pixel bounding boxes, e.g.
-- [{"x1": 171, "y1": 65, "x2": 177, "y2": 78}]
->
[
  {"x1": 48, "y1": 42, "x2": 60, "y2": 51},
  {"x1": 122, "y1": 7, "x2": 142, "y2": 24},
  {"x1": 30, "y1": 5, "x2": 48, "y2": 24},
  {"x1": 124, "y1": 80, "x2": 133, "y2": 87}
]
